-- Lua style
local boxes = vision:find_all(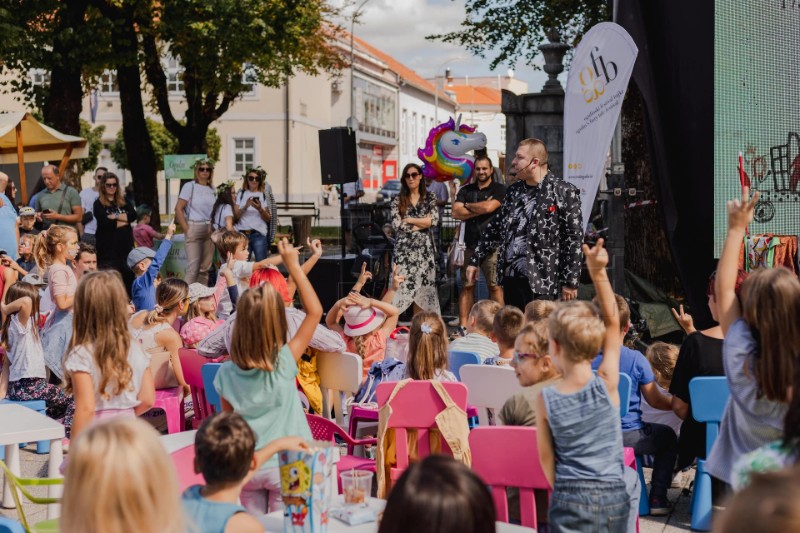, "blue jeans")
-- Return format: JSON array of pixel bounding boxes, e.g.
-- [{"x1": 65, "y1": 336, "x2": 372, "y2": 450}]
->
[
  {"x1": 247, "y1": 231, "x2": 268, "y2": 261},
  {"x1": 623, "y1": 422, "x2": 678, "y2": 501},
  {"x1": 549, "y1": 479, "x2": 630, "y2": 533}
]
